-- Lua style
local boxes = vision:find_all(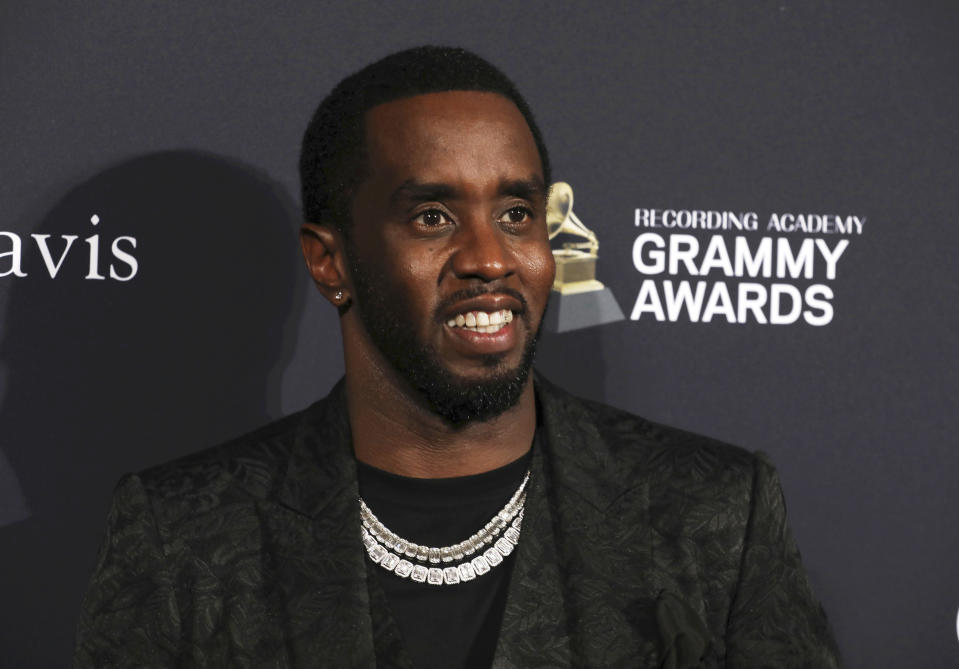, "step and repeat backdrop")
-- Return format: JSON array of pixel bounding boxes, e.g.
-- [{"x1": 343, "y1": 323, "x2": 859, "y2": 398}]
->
[{"x1": 1, "y1": 2, "x2": 956, "y2": 666}]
